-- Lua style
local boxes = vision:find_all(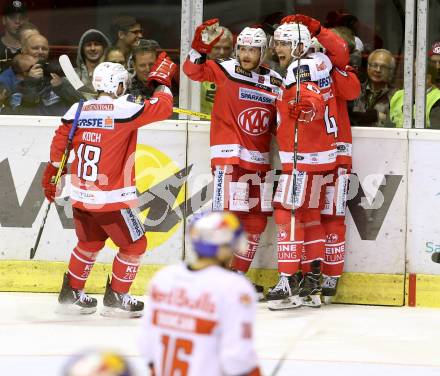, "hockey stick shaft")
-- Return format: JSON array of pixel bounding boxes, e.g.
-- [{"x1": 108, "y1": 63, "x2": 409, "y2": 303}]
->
[
  {"x1": 30, "y1": 100, "x2": 85, "y2": 259},
  {"x1": 59, "y1": 54, "x2": 212, "y2": 120},
  {"x1": 173, "y1": 107, "x2": 211, "y2": 120},
  {"x1": 290, "y1": 26, "x2": 302, "y2": 242}
]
